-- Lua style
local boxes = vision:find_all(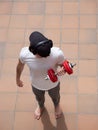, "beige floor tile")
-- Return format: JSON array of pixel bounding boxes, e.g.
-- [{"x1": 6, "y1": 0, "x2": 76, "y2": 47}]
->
[
  {"x1": 44, "y1": 16, "x2": 61, "y2": 29},
  {"x1": 62, "y1": 15, "x2": 79, "y2": 29},
  {"x1": 80, "y1": 15, "x2": 96, "y2": 29},
  {"x1": 0, "y1": 60, "x2": 2, "y2": 75},
  {"x1": 79, "y1": 29, "x2": 96, "y2": 43},
  {"x1": 79, "y1": 44, "x2": 97, "y2": 59},
  {"x1": 4, "y1": 43, "x2": 23, "y2": 59},
  {"x1": 0, "y1": 29, "x2": 8, "y2": 42},
  {"x1": 29, "y1": 1, "x2": 45, "y2": 15},
  {"x1": 0, "y1": 76, "x2": 17, "y2": 92},
  {"x1": 0, "y1": 2, "x2": 12, "y2": 14},
  {"x1": 61, "y1": 0, "x2": 78, "y2": 1},
  {"x1": 9, "y1": 15, "x2": 26, "y2": 28},
  {"x1": 80, "y1": 0, "x2": 96, "y2": 14},
  {"x1": 61, "y1": 95, "x2": 77, "y2": 113},
  {"x1": 78, "y1": 77, "x2": 97, "y2": 94},
  {"x1": 7, "y1": 29, "x2": 25, "y2": 43},
  {"x1": 62, "y1": 29, "x2": 78, "y2": 43},
  {"x1": 15, "y1": 93, "x2": 35, "y2": 111},
  {"x1": 2, "y1": 58, "x2": 18, "y2": 75},
  {"x1": 0, "y1": 15, "x2": 10, "y2": 28},
  {"x1": 13, "y1": 0, "x2": 30, "y2": 1},
  {"x1": 45, "y1": 29, "x2": 61, "y2": 43},
  {"x1": 78, "y1": 114, "x2": 98, "y2": 130},
  {"x1": 33, "y1": 116, "x2": 44, "y2": 130},
  {"x1": 65, "y1": 114, "x2": 77, "y2": 130},
  {"x1": 12, "y1": 2, "x2": 29, "y2": 14},
  {"x1": 4, "y1": 43, "x2": 23, "y2": 58},
  {"x1": 97, "y1": 3, "x2": 98, "y2": 14},
  {"x1": 0, "y1": 112, "x2": 14, "y2": 130},
  {"x1": 79, "y1": 60, "x2": 97, "y2": 76},
  {"x1": 60, "y1": 77, "x2": 77, "y2": 94},
  {"x1": 0, "y1": 42, "x2": 6, "y2": 59},
  {"x1": 78, "y1": 95, "x2": 98, "y2": 113},
  {"x1": 0, "y1": 94, "x2": 16, "y2": 111},
  {"x1": 14, "y1": 112, "x2": 34, "y2": 130},
  {"x1": 27, "y1": 15, "x2": 44, "y2": 29},
  {"x1": 63, "y1": 2, "x2": 78, "y2": 14},
  {"x1": 61, "y1": 44, "x2": 78, "y2": 59},
  {"x1": 45, "y1": 2, "x2": 62, "y2": 14},
  {"x1": 16, "y1": 93, "x2": 36, "y2": 112}
]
